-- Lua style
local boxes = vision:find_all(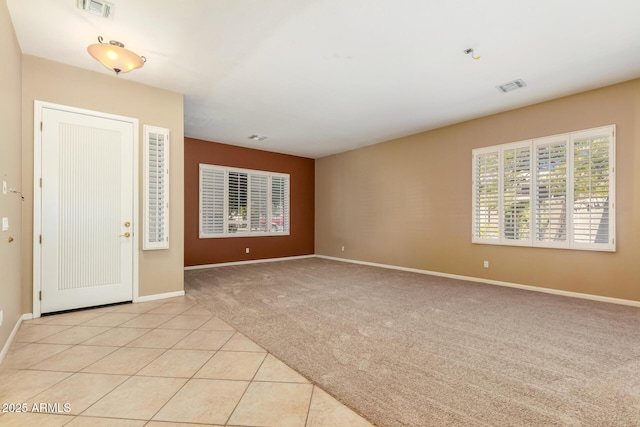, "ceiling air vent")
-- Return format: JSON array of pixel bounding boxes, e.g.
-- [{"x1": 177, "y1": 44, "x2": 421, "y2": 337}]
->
[
  {"x1": 78, "y1": 0, "x2": 113, "y2": 19},
  {"x1": 248, "y1": 134, "x2": 268, "y2": 142},
  {"x1": 497, "y1": 79, "x2": 527, "y2": 93}
]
